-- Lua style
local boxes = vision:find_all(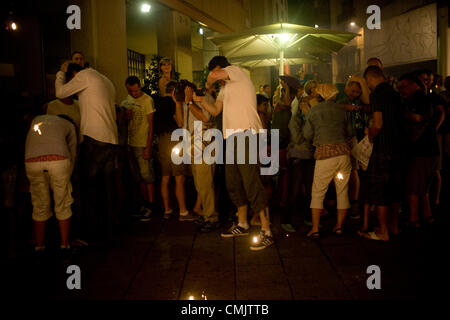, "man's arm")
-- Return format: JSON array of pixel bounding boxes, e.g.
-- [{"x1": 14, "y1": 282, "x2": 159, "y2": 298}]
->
[
  {"x1": 184, "y1": 86, "x2": 208, "y2": 122},
  {"x1": 144, "y1": 112, "x2": 154, "y2": 160},
  {"x1": 193, "y1": 93, "x2": 223, "y2": 116},
  {"x1": 369, "y1": 111, "x2": 383, "y2": 142},
  {"x1": 55, "y1": 69, "x2": 88, "y2": 99},
  {"x1": 67, "y1": 125, "x2": 77, "y2": 173},
  {"x1": 206, "y1": 69, "x2": 229, "y2": 89}
]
